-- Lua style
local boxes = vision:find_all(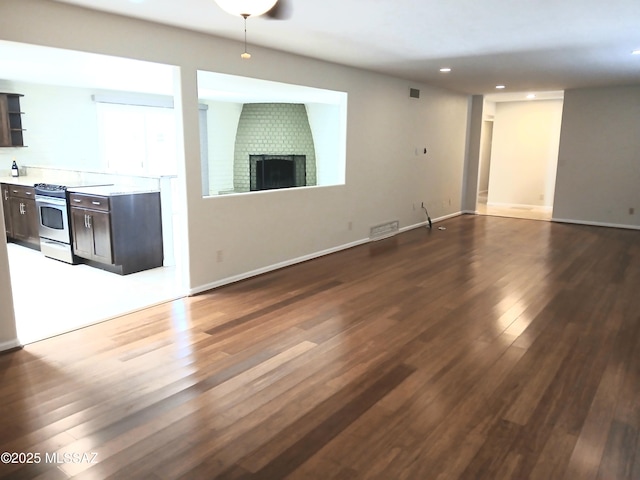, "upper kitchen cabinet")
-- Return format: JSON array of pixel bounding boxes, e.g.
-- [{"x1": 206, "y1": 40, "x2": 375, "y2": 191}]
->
[{"x1": 0, "y1": 93, "x2": 26, "y2": 147}]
